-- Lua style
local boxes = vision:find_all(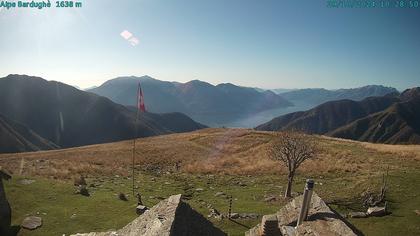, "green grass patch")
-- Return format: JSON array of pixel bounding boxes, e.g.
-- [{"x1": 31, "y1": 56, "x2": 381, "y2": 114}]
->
[{"x1": 5, "y1": 168, "x2": 420, "y2": 236}]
